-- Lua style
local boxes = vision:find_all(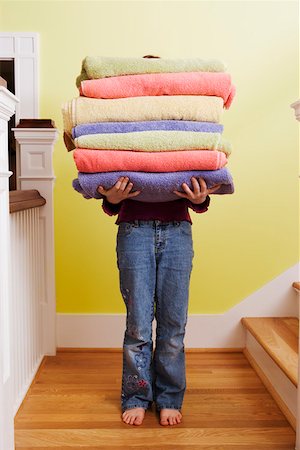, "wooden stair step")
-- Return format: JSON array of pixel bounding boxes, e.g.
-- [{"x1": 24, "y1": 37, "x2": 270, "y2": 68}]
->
[{"x1": 241, "y1": 317, "x2": 299, "y2": 387}]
